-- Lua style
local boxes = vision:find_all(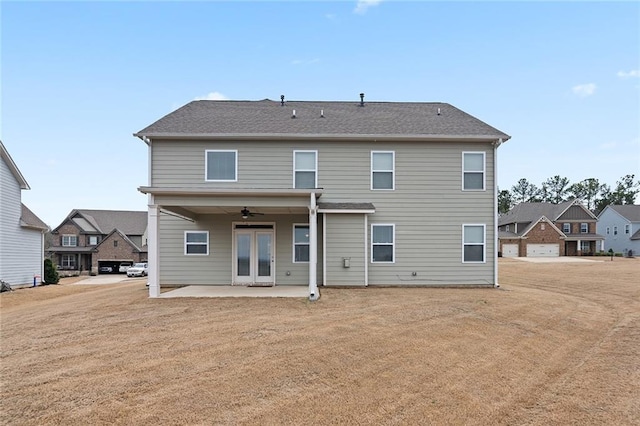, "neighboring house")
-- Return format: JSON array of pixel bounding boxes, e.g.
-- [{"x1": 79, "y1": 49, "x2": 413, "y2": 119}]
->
[
  {"x1": 0, "y1": 141, "x2": 49, "y2": 287},
  {"x1": 498, "y1": 199, "x2": 604, "y2": 257},
  {"x1": 597, "y1": 205, "x2": 640, "y2": 256},
  {"x1": 48, "y1": 209, "x2": 148, "y2": 275},
  {"x1": 134, "y1": 96, "x2": 511, "y2": 299}
]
